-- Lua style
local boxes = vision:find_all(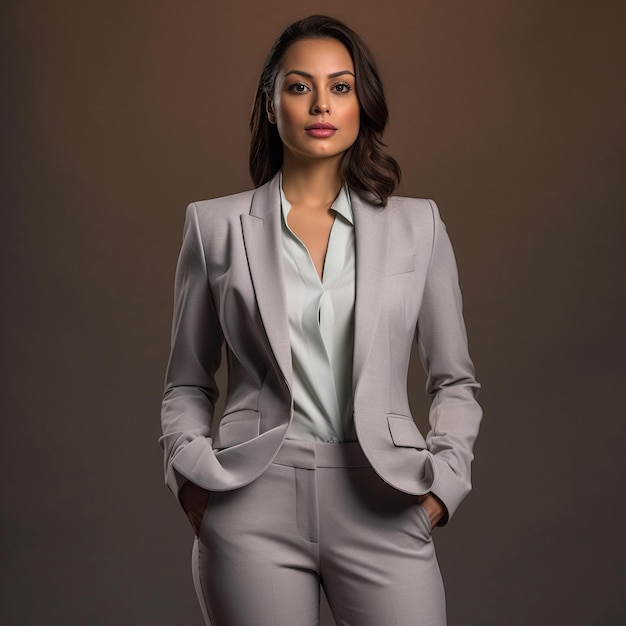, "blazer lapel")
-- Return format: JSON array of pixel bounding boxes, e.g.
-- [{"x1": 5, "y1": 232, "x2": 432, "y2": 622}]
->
[
  {"x1": 351, "y1": 190, "x2": 389, "y2": 395},
  {"x1": 241, "y1": 174, "x2": 293, "y2": 390},
  {"x1": 239, "y1": 177, "x2": 388, "y2": 397}
]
